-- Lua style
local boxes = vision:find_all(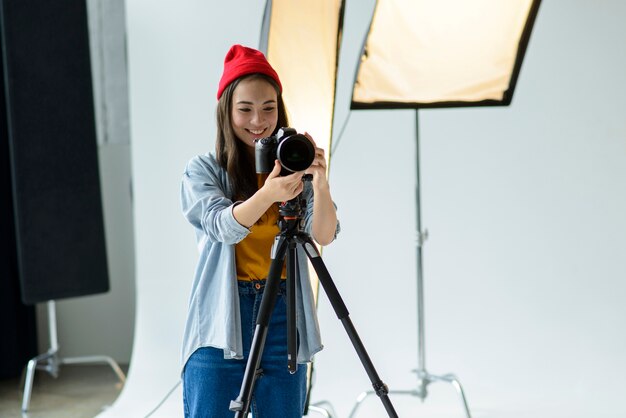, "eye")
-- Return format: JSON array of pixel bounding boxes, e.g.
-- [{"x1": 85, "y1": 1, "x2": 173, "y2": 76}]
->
[
  {"x1": 237, "y1": 107, "x2": 251, "y2": 113},
  {"x1": 263, "y1": 106, "x2": 276, "y2": 112}
]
